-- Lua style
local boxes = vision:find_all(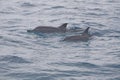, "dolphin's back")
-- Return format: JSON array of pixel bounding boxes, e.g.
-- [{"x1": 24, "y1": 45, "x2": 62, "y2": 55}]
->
[
  {"x1": 30, "y1": 26, "x2": 61, "y2": 33},
  {"x1": 27, "y1": 23, "x2": 68, "y2": 33},
  {"x1": 63, "y1": 27, "x2": 91, "y2": 41},
  {"x1": 63, "y1": 35, "x2": 80, "y2": 41},
  {"x1": 63, "y1": 35, "x2": 89, "y2": 41}
]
